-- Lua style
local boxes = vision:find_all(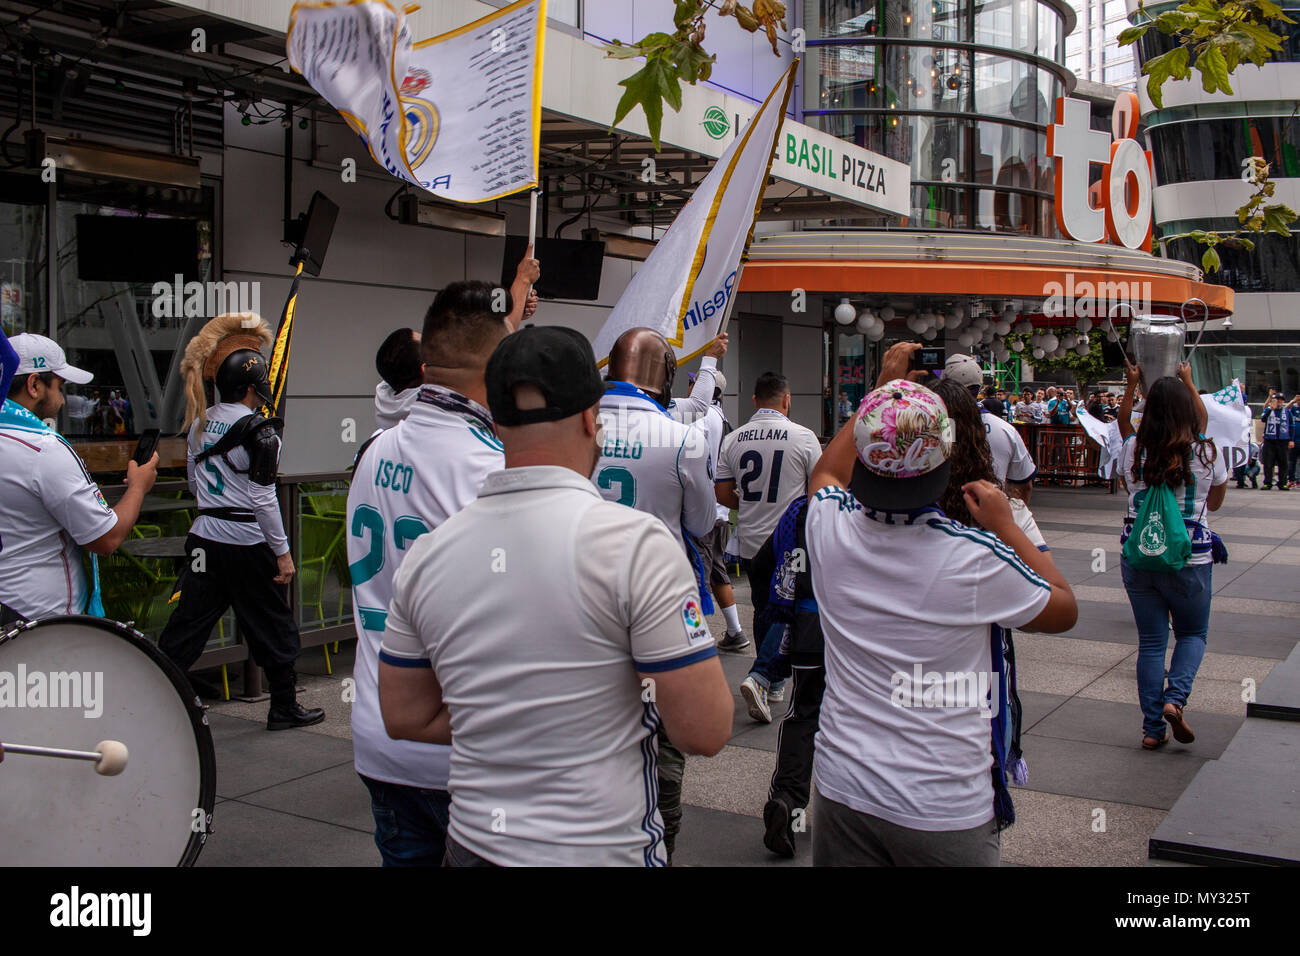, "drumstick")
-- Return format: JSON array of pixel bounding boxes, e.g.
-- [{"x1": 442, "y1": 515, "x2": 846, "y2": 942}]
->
[{"x1": 0, "y1": 739, "x2": 128, "y2": 776}]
